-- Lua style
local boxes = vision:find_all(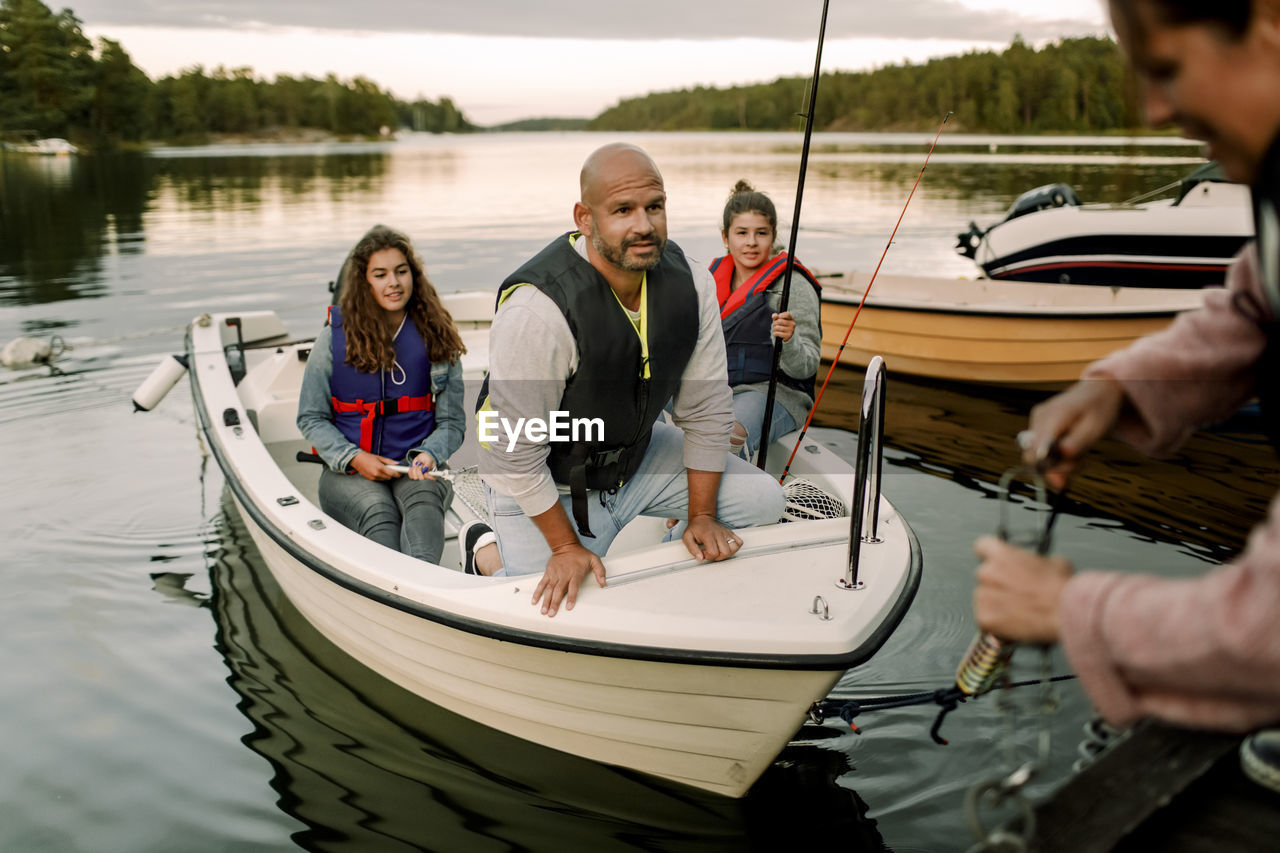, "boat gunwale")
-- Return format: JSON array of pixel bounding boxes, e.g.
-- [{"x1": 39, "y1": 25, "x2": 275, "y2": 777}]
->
[
  {"x1": 819, "y1": 296, "x2": 1195, "y2": 320},
  {"x1": 817, "y1": 271, "x2": 1207, "y2": 318},
  {"x1": 186, "y1": 321, "x2": 923, "y2": 672}
]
